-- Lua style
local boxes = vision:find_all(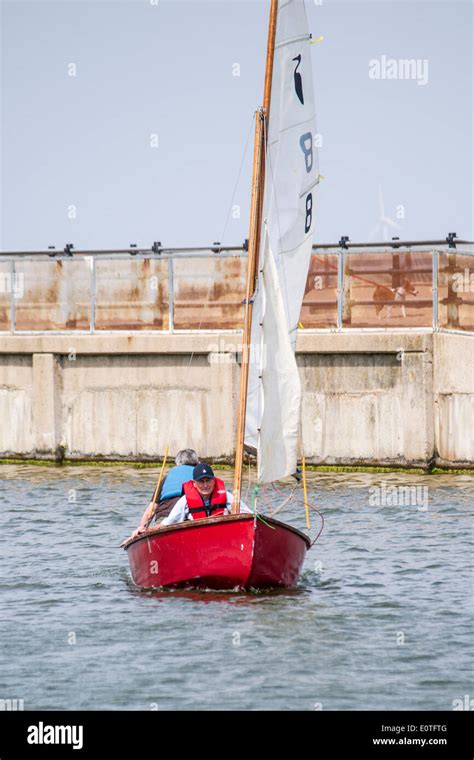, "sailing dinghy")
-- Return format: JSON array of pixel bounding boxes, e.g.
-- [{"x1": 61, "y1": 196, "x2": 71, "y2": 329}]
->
[{"x1": 123, "y1": 0, "x2": 319, "y2": 589}]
